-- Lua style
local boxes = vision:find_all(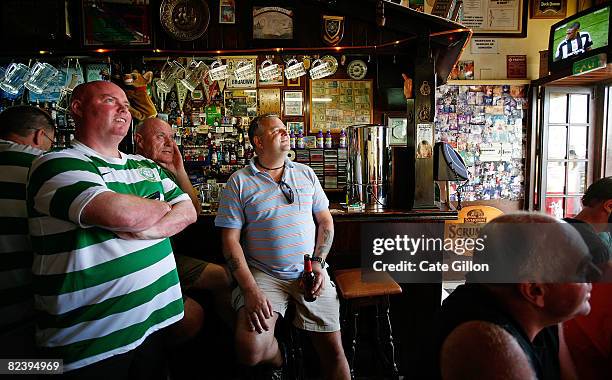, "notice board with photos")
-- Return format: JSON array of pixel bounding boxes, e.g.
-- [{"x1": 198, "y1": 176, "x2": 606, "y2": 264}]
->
[
  {"x1": 435, "y1": 84, "x2": 528, "y2": 202},
  {"x1": 309, "y1": 79, "x2": 372, "y2": 133}
]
